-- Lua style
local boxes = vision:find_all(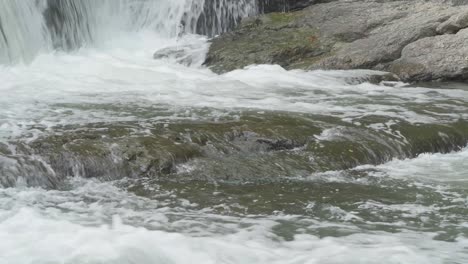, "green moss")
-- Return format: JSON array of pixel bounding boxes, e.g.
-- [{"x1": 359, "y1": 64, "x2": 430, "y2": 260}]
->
[
  {"x1": 162, "y1": 112, "x2": 323, "y2": 148},
  {"x1": 264, "y1": 12, "x2": 300, "y2": 26},
  {"x1": 66, "y1": 140, "x2": 109, "y2": 157},
  {"x1": 206, "y1": 10, "x2": 327, "y2": 73},
  {"x1": 396, "y1": 120, "x2": 468, "y2": 154},
  {"x1": 20, "y1": 111, "x2": 468, "y2": 183}
]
